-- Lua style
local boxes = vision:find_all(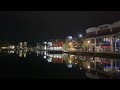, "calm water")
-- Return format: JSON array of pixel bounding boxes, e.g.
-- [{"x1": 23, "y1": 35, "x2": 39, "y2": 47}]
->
[{"x1": 0, "y1": 50, "x2": 120, "y2": 79}]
